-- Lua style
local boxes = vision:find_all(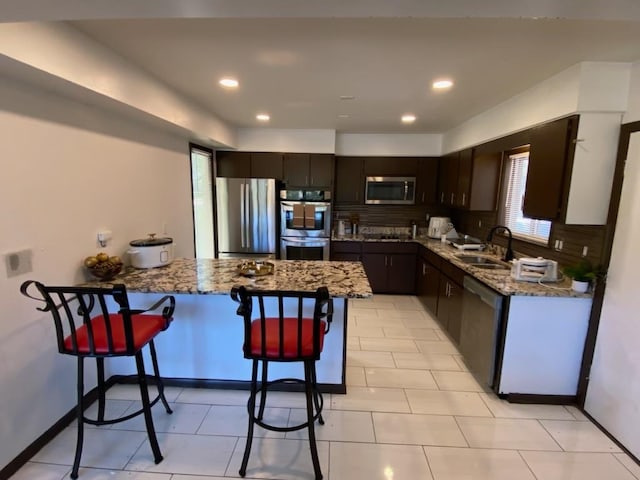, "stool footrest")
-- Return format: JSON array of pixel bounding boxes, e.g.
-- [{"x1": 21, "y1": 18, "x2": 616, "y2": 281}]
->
[
  {"x1": 83, "y1": 392, "x2": 173, "y2": 426},
  {"x1": 248, "y1": 377, "x2": 324, "y2": 433}
]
